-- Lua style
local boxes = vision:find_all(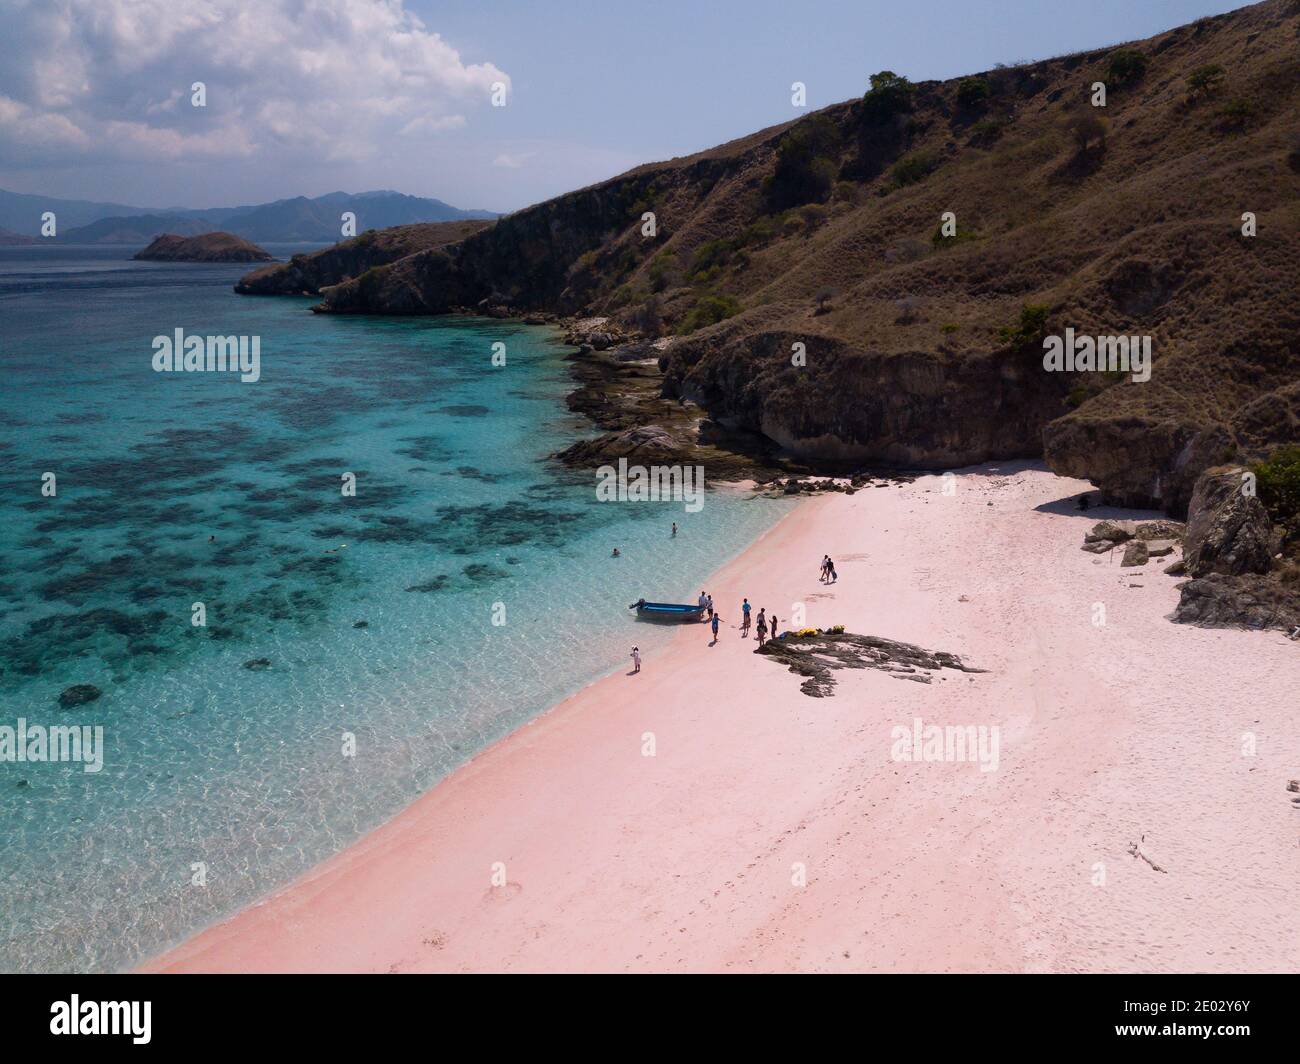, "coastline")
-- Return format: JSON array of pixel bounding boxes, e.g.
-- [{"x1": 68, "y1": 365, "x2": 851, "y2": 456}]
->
[{"x1": 142, "y1": 463, "x2": 1300, "y2": 973}]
